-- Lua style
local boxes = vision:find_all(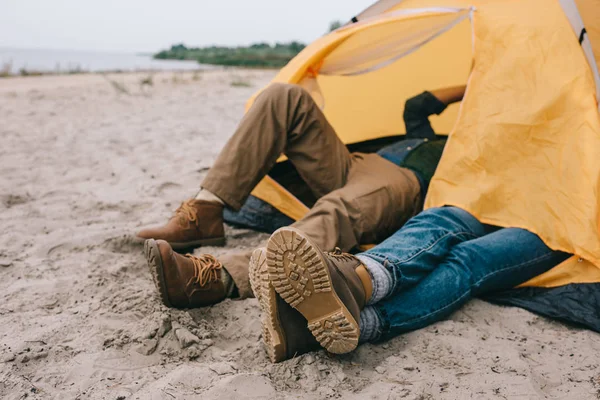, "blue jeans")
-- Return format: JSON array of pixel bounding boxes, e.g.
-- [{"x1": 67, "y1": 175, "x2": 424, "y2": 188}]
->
[
  {"x1": 376, "y1": 138, "x2": 426, "y2": 166},
  {"x1": 224, "y1": 195, "x2": 294, "y2": 233},
  {"x1": 362, "y1": 207, "x2": 570, "y2": 341}
]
